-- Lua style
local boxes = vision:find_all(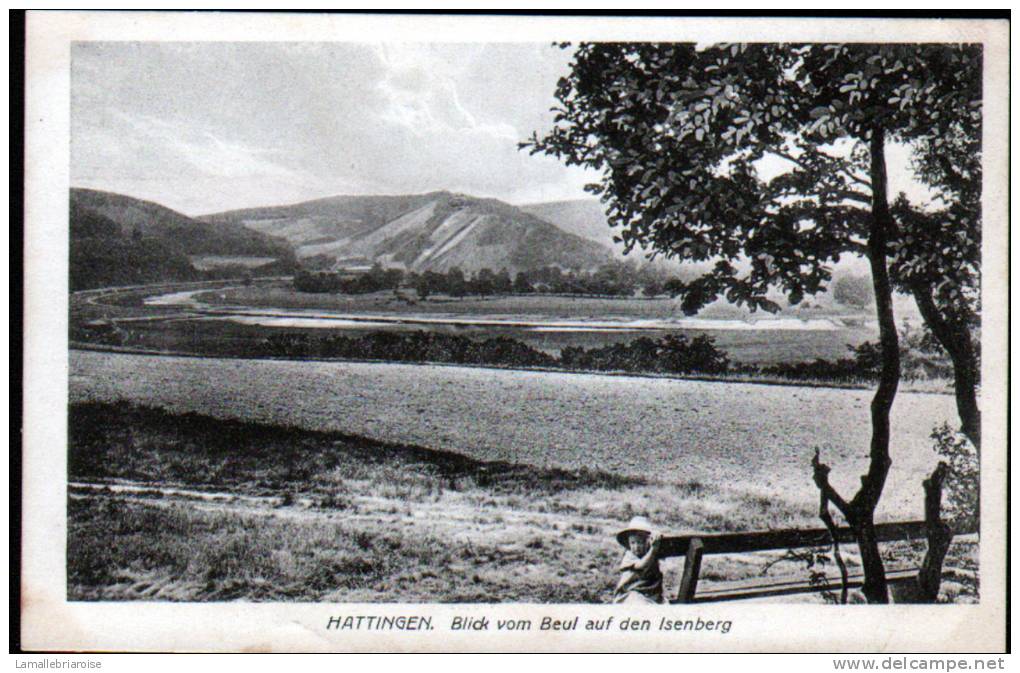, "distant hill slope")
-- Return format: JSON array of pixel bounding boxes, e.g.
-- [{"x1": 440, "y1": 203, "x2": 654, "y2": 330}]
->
[
  {"x1": 202, "y1": 191, "x2": 614, "y2": 275},
  {"x1": 523, "y1": 198, "x2": 722, "y2": 283},
  {"x1": 521, "y1": 199, "x2": 624, "y2": 253},
  {"x1": 70, "y1": 188, "x2": 296, "y2": 290},
  {"x1": 72, "y1": 188, "x2": 295, "y2": 258}
]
